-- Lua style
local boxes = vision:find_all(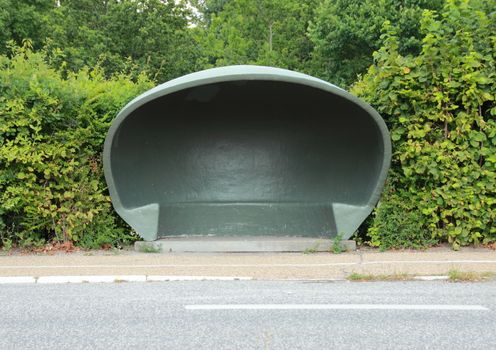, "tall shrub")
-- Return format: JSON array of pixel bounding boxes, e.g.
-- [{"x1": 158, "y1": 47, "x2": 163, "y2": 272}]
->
[
  {"x1": 0, "y1": 43, "x2": 153, "y2": 248},
  {"x1": 353, "y1": 0, "x2": 496, "y2": 249}
]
